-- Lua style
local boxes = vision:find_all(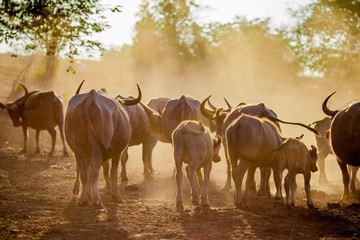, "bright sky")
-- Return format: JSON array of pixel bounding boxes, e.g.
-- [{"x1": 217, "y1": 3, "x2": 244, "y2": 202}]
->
[
  {"x1": 95, "y1": 0, "x2": 313, "y2": 49},
  {"x1": 0, "y1": 0, "x2": 313, "y2": 56}
]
